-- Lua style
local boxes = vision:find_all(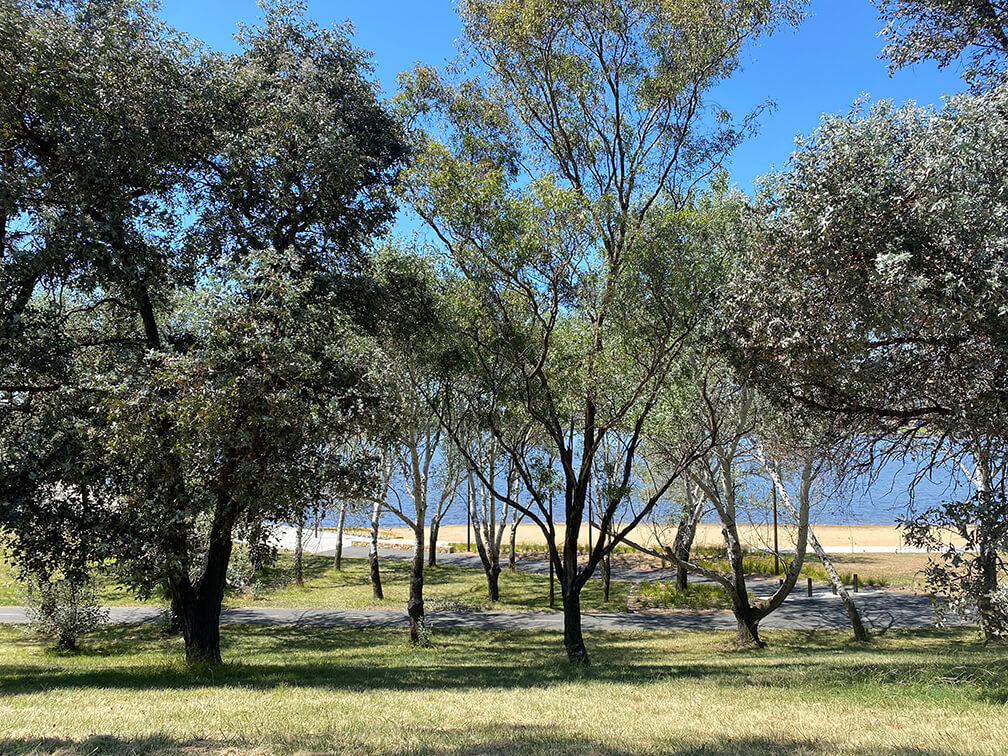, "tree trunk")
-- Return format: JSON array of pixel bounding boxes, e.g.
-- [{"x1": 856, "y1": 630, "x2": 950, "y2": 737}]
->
[
  {"x1": 487, "y1": 561, "x2": 501, "y2": 601},
  {"x1": 170, "y1": 507, "x2": 236, "y2": 664},
  {"x1": 562, "y1": 580, "x2": 589, "y2": 664},
  {"x1": 428, "y1": 519, "x2": 440, "y2": 566},
  {"x1": 673, "y1": 483, "x2": 704, "y2": 591},
  {"x1": 294, "y1": 522, "x2": 304, "y2": 587},
  {"x1": 602, "y1": 551, "x2": 611, "y2": 603},
  {"x1": 508, "y1": 515, "x2": 519, "y2": 571},
  {"x1": 735, "y1": 610, "x2": 764, "y2": 648},
  {"x1": 974, "y1": 448, "x2": 1001, "y2": 641},
  {"x1": 675, "y1": 562, "x2": 689, "y2": 591},
  {"x1": 809, "y1": 527, "x2": 868, "y2": 641},
  {"x1": 407, "y1": 524, "x2": 427, "y2": 644},
  {"x1": 369, "y1": 498, "x2": 383, "y2": 601},
  {"x1": 977, "y1": 538, "x2": 1000, "y2": 641},
  {"x1": 333, "y1": 501, "x2": 347, "y2": 571}
]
